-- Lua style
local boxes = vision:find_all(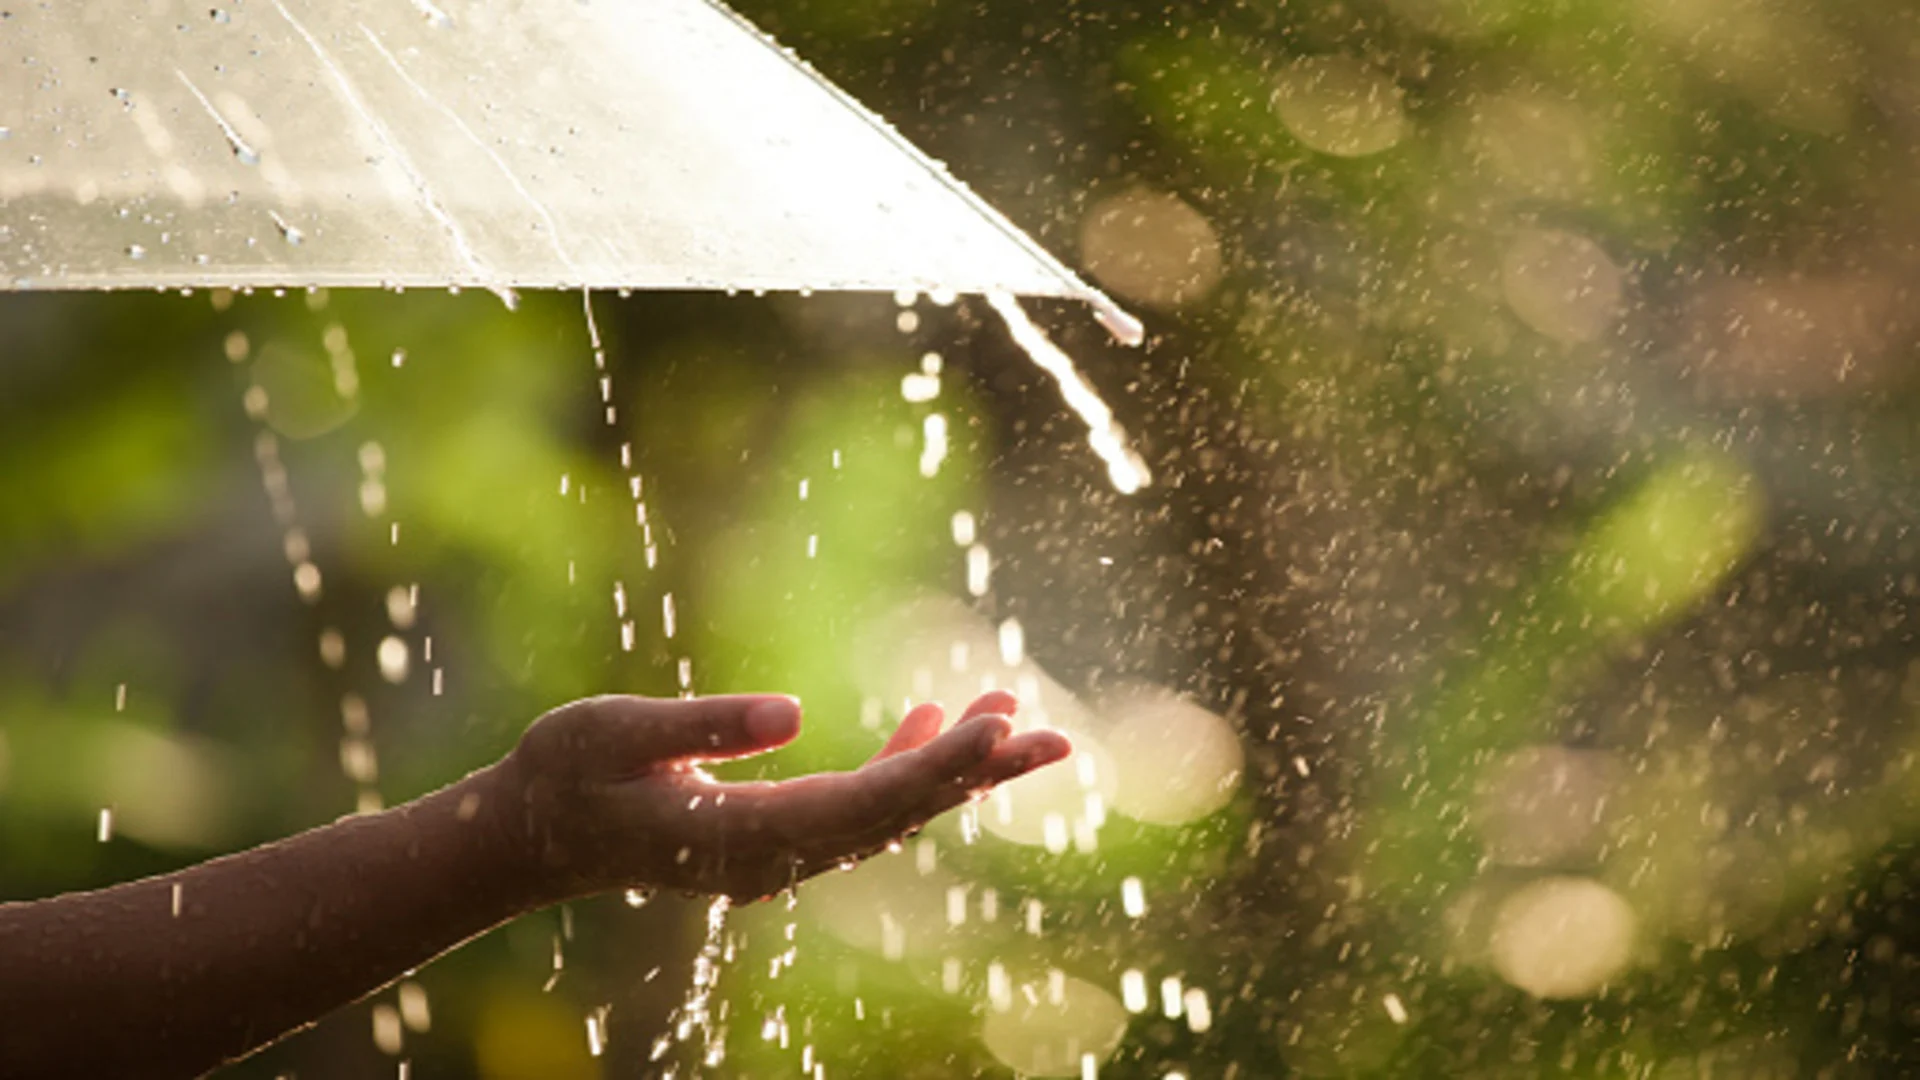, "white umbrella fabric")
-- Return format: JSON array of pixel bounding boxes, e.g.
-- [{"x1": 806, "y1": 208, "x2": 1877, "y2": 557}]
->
[
  {"x1": 0, "y1": 0, "x2": 1130, "y2": 325},
  {"x1": 0, "y1": 0, "x2": 1147, "y2": 485}
]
